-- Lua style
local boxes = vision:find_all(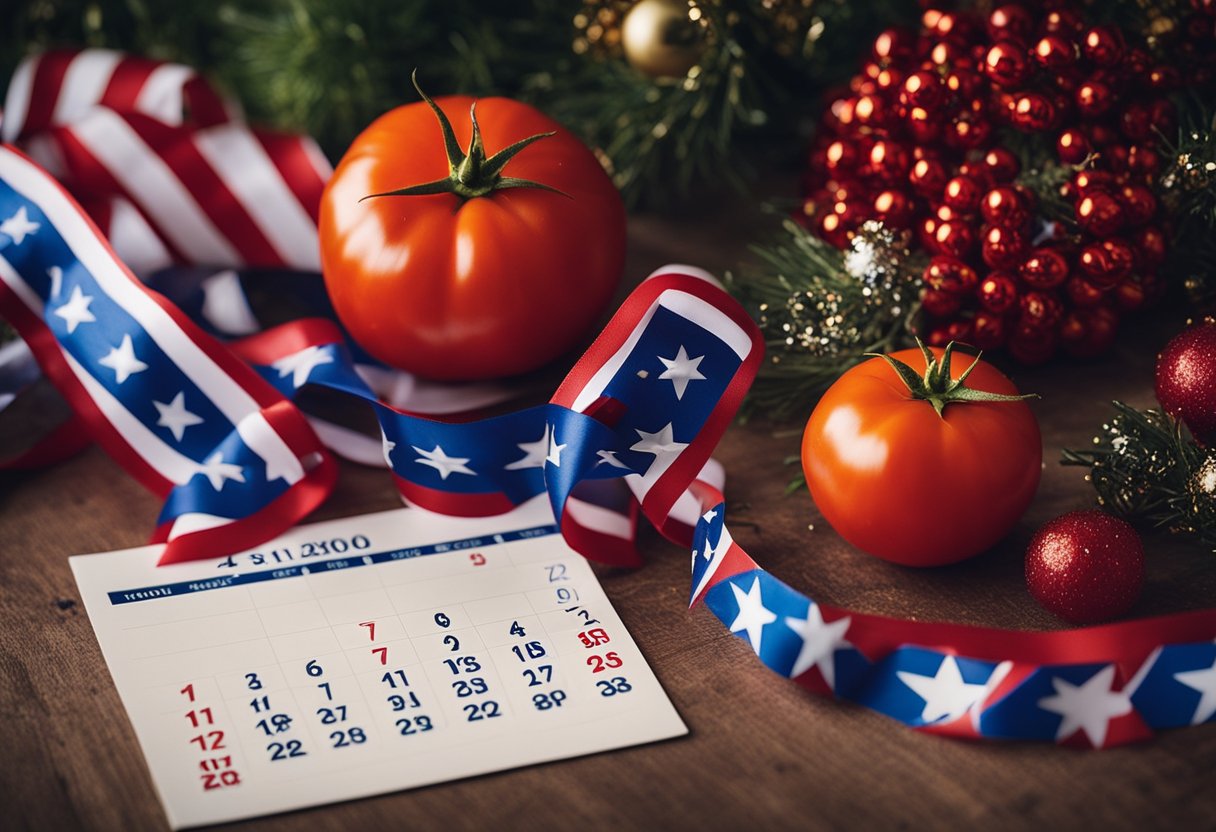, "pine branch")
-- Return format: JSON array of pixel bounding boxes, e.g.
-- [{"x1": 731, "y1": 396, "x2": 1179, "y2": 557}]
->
[
  {"x1": 729, "y1": 218, "x2": 925, "y2": 420},
  {"x1": 1063, "y1": 401, "x2": 1216, "y2": 552}
]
